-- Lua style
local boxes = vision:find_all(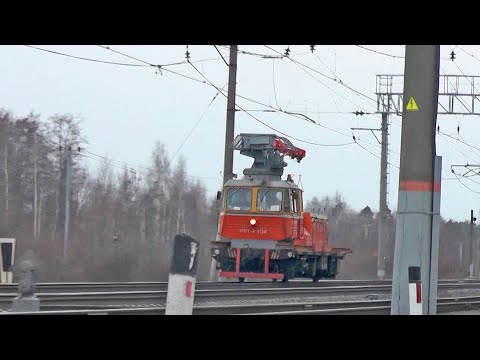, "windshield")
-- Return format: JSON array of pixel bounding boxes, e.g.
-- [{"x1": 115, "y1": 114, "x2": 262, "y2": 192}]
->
[
  {"x1": 257, "y1": 188, "x2": 283, "y2": 212},
  {"x1": 226, "y1": 188, "x2": 252, "y2": 211}
]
